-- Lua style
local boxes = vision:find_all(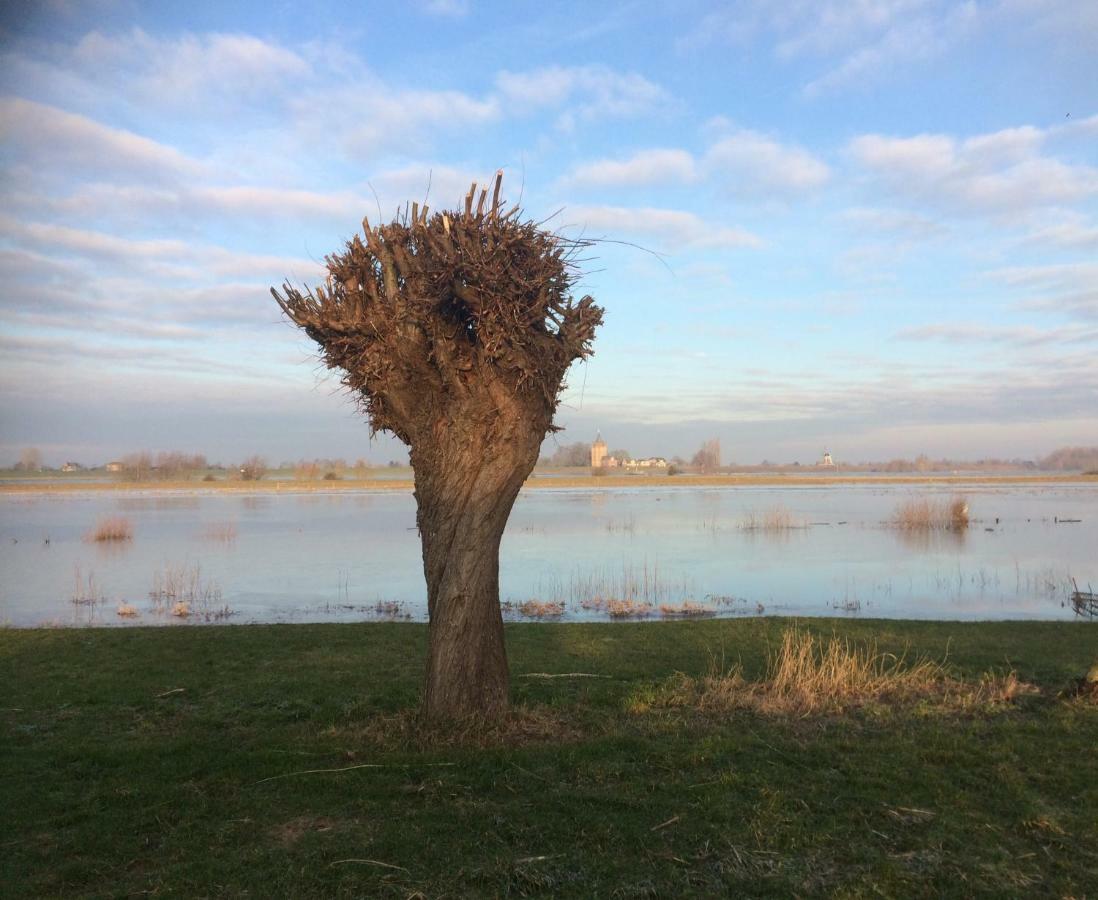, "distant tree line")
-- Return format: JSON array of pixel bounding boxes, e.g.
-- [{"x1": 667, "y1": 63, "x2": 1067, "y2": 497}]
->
[
  {"x1": 1038, "y1": 446, "x2": 1098, "y2": 471},
  {"x1": 8, "y1": 444, "x2": 1098, "y2": 475},
  {"x1": 289, "y1": 457, "x2": 371, "y2": 480},
  {"x1": 117, "y1": 452, "x2": 208, "y2": 481},
  {"x1": 541, "y1": 442, "x2": 591, "y2": 467}
]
